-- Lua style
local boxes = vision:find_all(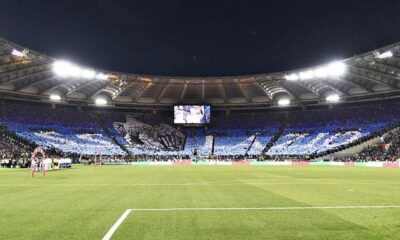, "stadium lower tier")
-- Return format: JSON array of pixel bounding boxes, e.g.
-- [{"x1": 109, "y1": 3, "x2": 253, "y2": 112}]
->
[{"x1": 0, "y1": 101, "x2": 399, "y2": 159}]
